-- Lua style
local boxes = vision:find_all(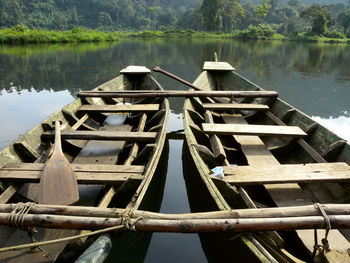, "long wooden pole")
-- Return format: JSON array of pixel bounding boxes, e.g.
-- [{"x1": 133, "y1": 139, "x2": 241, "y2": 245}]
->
[
  {"x1": 1, "y1": 213, "x2": 350, "y2": 232},
  {"x1": 1, "y1": 203, "x2": 350, "y2": 220},
  {"x1": 153, "y1": 66, "x2": 201, "y2": 90},
  {"x1": 77, "y1": 90, "x2": 279, "y2": 98}
]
